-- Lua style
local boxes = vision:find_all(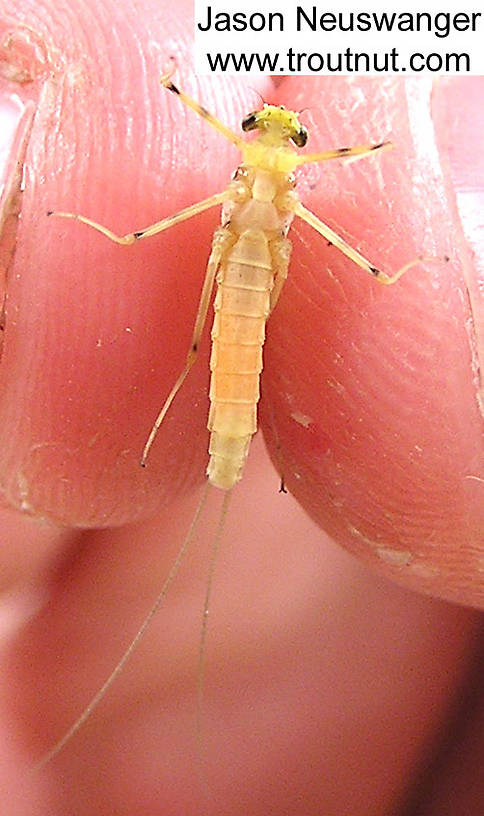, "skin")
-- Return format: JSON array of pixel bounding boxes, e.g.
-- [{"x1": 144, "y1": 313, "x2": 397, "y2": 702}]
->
[{"x1": 0, "y1": 1, "x2": 482, "y2": 814}]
